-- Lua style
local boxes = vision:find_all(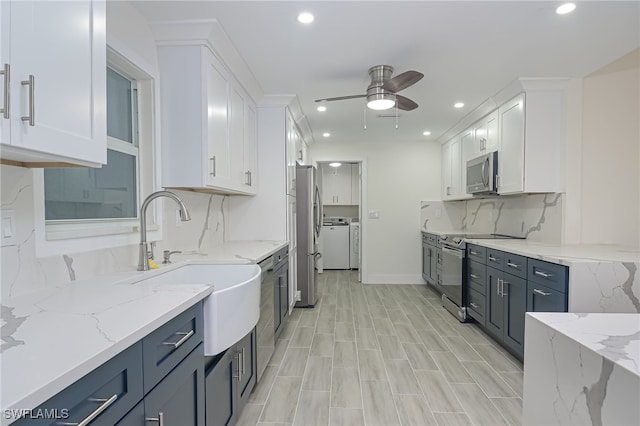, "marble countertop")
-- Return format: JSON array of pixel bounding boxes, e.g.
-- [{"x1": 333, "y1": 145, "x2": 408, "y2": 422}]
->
[
  {"x1": 463, "y1": 239, "x2": 639, "y2": 265},
  {"x1": 0, "y1": 240, "x2": 288, "y2": 419},
  {"x1": 420, "y1": 227, "x2": 639, "y2": 264},
  {"x1": 526, "y1": 312, "x2": 640, "y2": 376}
]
